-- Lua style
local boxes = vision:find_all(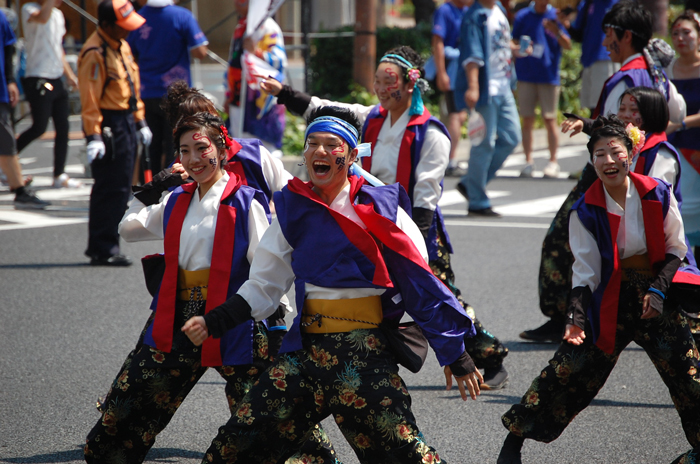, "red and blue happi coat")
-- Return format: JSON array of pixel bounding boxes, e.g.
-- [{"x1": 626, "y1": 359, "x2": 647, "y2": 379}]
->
[
  {"x1": 571, "y1": 172, "x2": 700, "y2": 354},
  {"x1": 274, "y1": 175, "x2": 475, "y2": 366},
  {"x1": 143, "y1": 173, "x2": 270, "y2": 367}
]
